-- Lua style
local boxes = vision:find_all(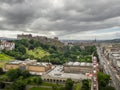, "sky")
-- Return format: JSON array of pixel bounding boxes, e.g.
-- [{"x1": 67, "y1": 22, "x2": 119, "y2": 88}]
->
[{"x1": 0, "y1": 0, "x2": 120, "y2": 40}]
